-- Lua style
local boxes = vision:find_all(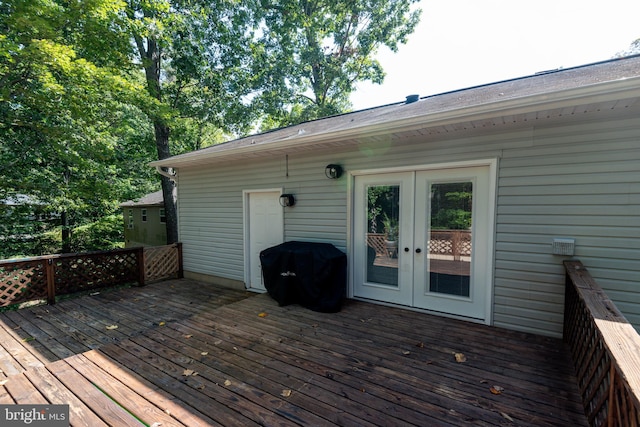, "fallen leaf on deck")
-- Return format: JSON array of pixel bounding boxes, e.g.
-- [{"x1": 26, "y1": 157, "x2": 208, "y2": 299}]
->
[
  {"x1": 200, "y1": 352, "x2": 208, "y2": 356},
  {"x1": 258, "y1": 312, "x2": 268, "y2": 318},
  {"x1": 224, "y1": 379, "x2": 232, "y2": 386},
  {"x1": 233, "y1": 346, "x2": 238, "y2": 351},
  {"x1": 183, "y1": 334, "x2": 193, "y2": 339},
  {"x1": 402, "y1": 350, "x2": 411, "y2": 355},
  {"x1": 416, "y1": 342, "x2": 425, "y2": 348},
  {"x1": 281, "y1": 389, "x2": 292, "y2": 397},
  {"x1": 454, "y1": 353, "x2": 466, "y2": 363},
  {"x1": 490, "y1": 385, "x2": 504, "y2": 395},
  {"x1": 0, "y1": 379, "x2": 8, "y2": 386},
  {"x1": 90, "y1": 292, "x2": 100, "y2": 296},
  {"x1": 182, "y1": 369, "x2": 198, "y2": 377},
  {"x1": 197, "y1": 384, "x2": 206, "y2": 390},
  {"x1": 106, "y1": 325, "x2": 118, "y2": 330},
  {"x1": 500, "y1": 412, "x2": 513, "y2": 421},
  {"x1": 150, "y1": 423, "x2": 162, "y2": 427},
  {"x1": 158, "y1": 321, "x2": 166, "y2": 326},
  {"x1": 21, "y1": 336, "x2": 34, "y2": 342}
]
